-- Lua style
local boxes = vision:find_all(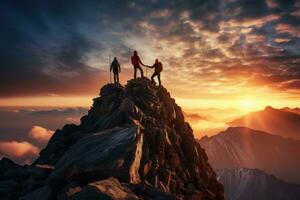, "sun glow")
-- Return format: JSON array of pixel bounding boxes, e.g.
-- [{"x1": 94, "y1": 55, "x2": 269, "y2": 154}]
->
[{"x1": 241, "y1": 99, "x2": 256, "y2": 111}]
